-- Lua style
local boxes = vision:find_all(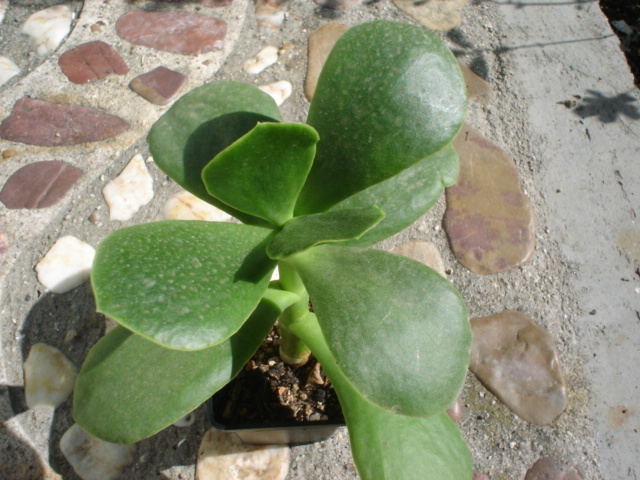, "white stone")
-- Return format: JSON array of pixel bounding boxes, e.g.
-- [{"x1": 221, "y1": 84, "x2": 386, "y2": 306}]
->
[
  {"x1": 21, "y1": 5, "x2": 74, "y2": 56},
  {"x1": 61, "y1": 424, "x2": 136, "y2": 480},
  {"x1": 173, "y1": 411, "x2": 196, "y2": 427},
  {"x1": 163, "y1": 190, "x2": 231, "y2": 222},
  {"x1": 243, "y1": 46, "x2": 279, "y2": 74},
  {"x1": 196, "y1": 429, "x2": 289, "y2": 480},
  {"x1": 258, "y1": 80, "x2": 292, "y2": 107},
  {"x1": 256, "y1": 0, "x2": 286, "y2": 35},
  {"x1": 36, "y1": 236, "x2": 95, "y2": 294},
  {"x1": 103, "y1": 154, "x2": 154, "y2": 222},
  {"x1": 0, "y1": 56, "x2": 20, "y2": 87},
  {"x1": 0, "y1": 0, "x2": 9, "y2": 24},
  {"x1": 24, "y1": 344, "x2": 77, "y2": 409}
]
